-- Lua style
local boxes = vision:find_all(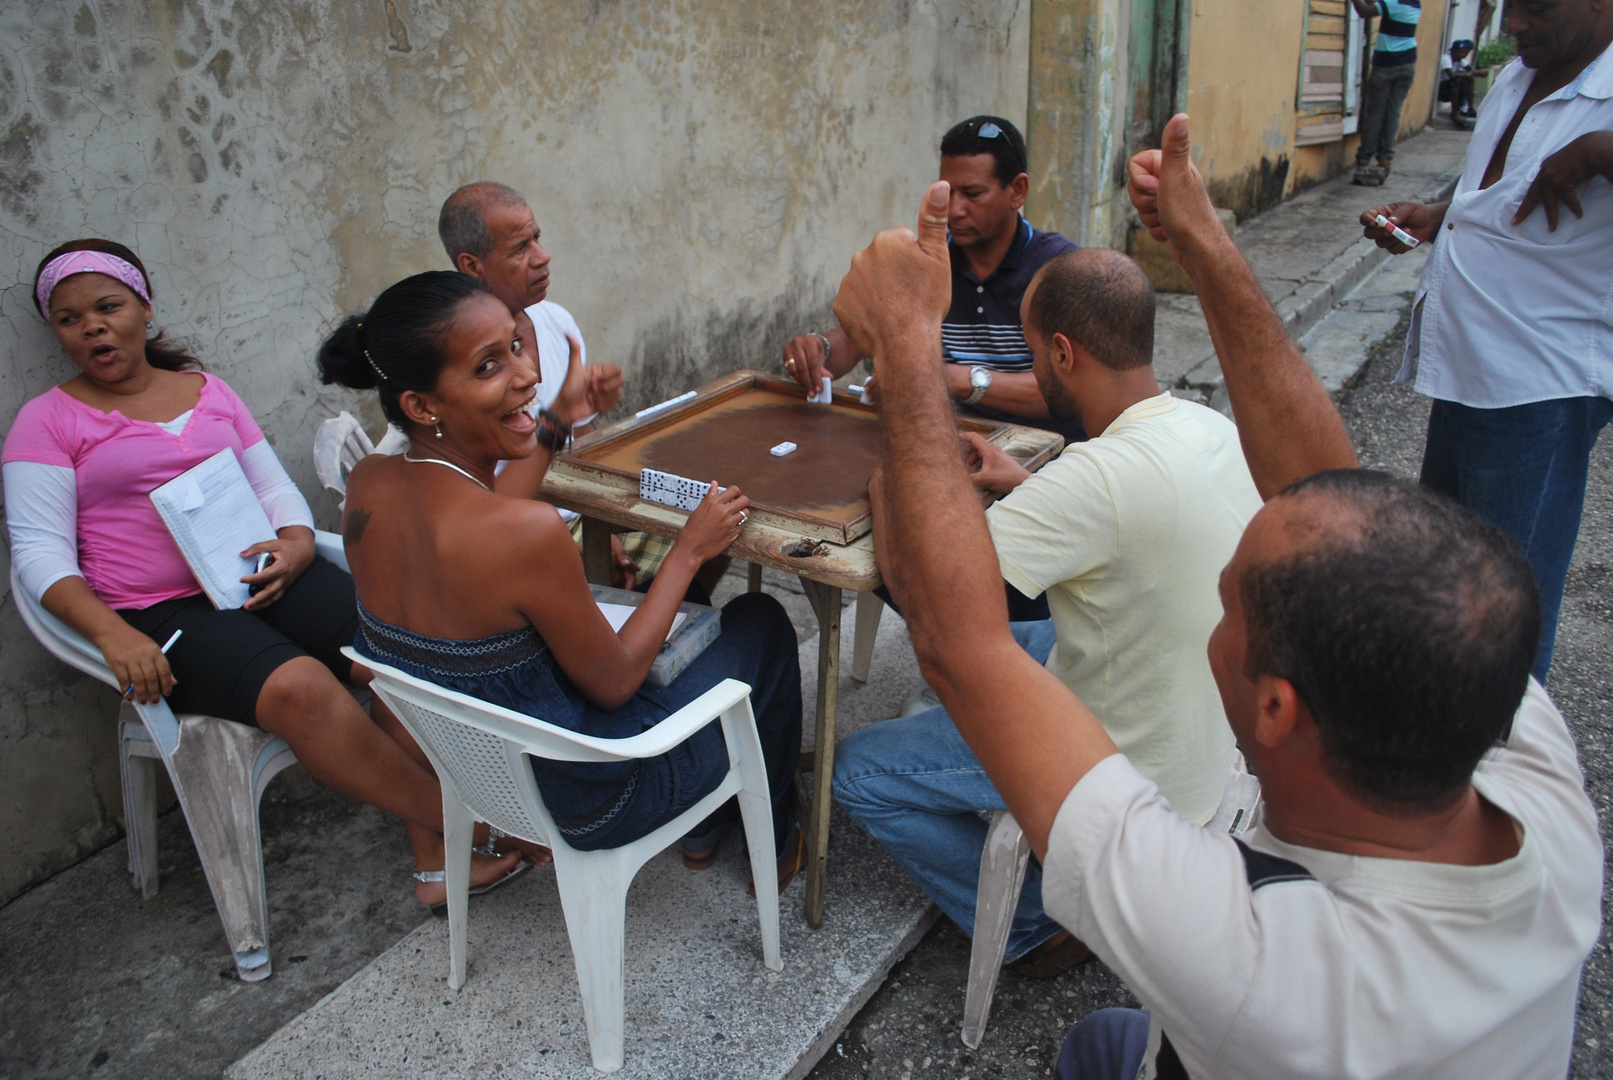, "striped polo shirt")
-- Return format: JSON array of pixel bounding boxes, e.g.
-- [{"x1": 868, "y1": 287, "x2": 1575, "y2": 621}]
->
[
  {"x1": 1371, "y1": 0, "x2": 1420, "y2": 67},
  {"x1": 945, "y1": 217, "x2": 1085, "y2": 441}
]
